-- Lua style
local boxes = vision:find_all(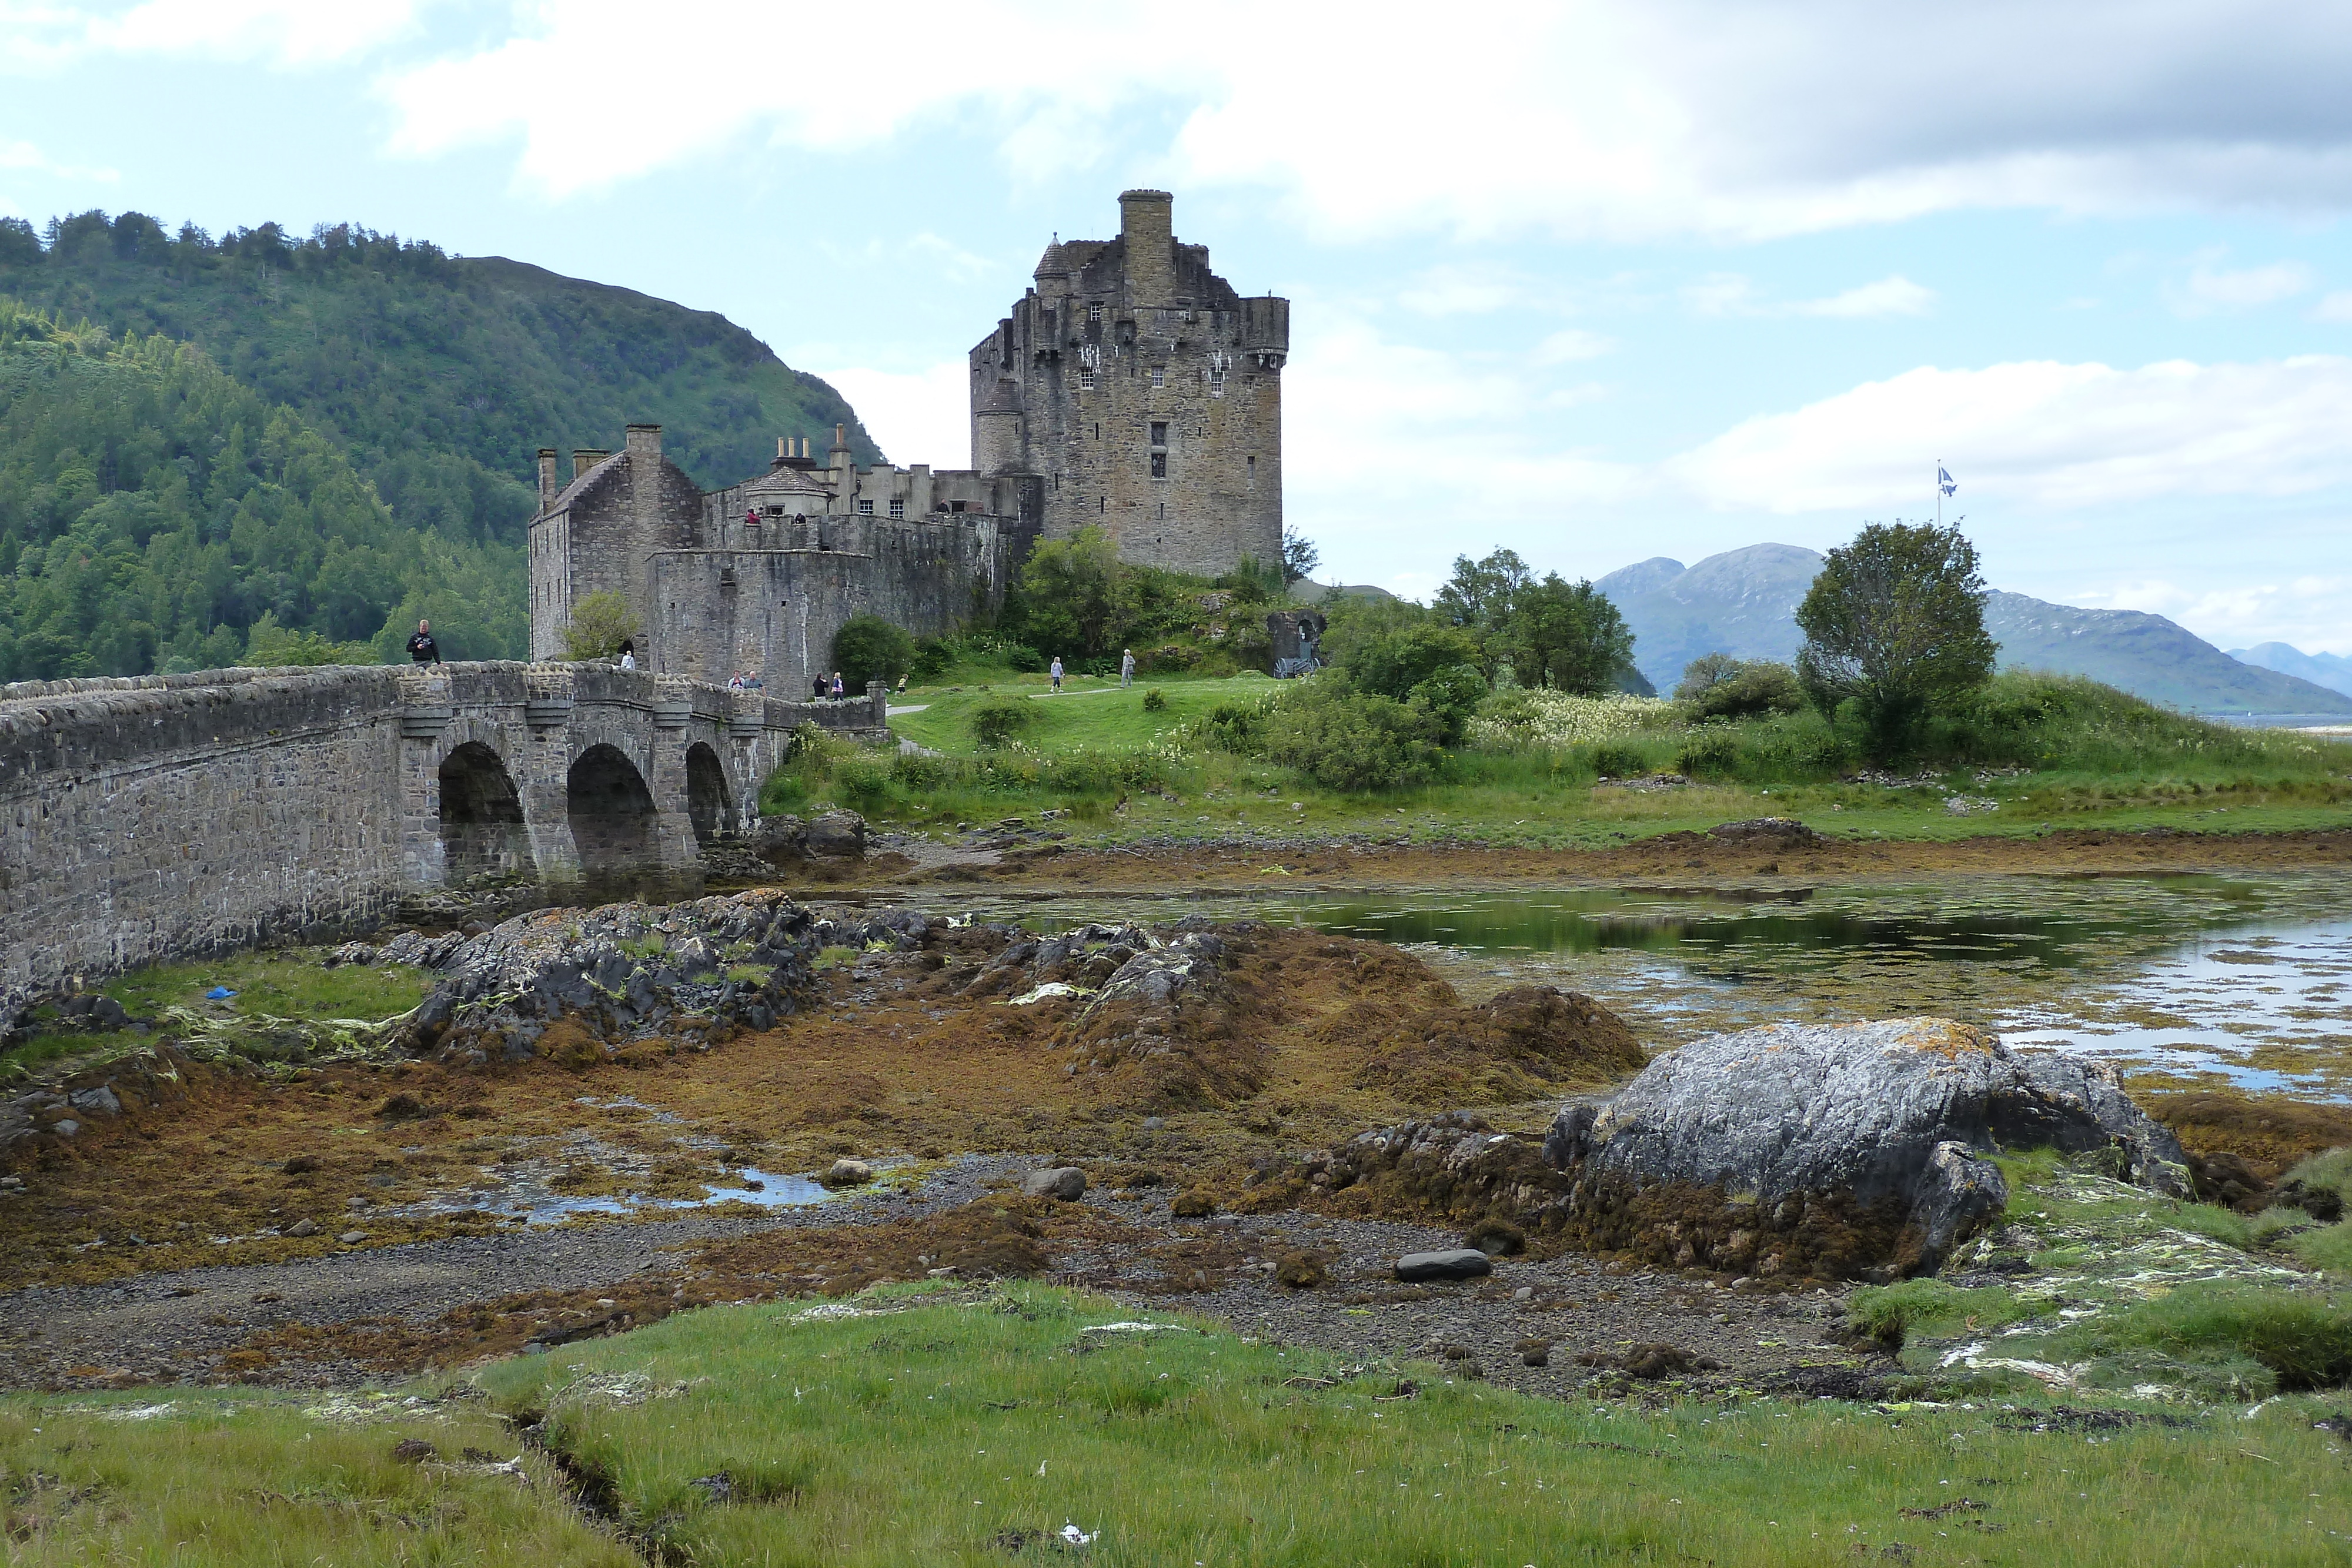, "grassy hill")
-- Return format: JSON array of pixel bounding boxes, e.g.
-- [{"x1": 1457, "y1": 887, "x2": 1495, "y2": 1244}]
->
[{"x1": 0, "y1": 212, "x2": 881, "y2": 550}]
